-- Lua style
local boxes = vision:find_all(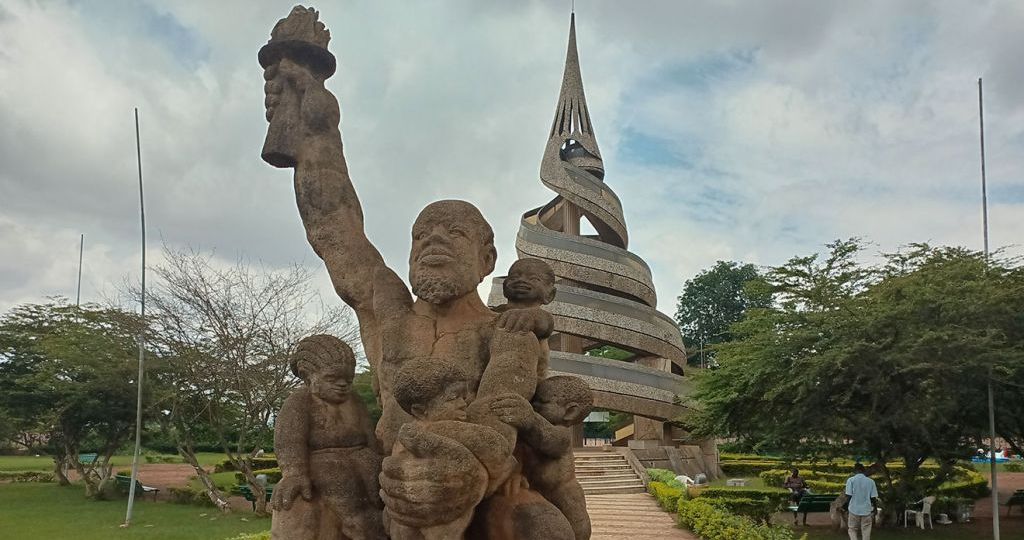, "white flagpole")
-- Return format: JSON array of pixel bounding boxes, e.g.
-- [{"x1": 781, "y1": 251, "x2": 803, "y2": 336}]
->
[{"x1": 124, "y1": 108, "x2": 147, "y2": 527}]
